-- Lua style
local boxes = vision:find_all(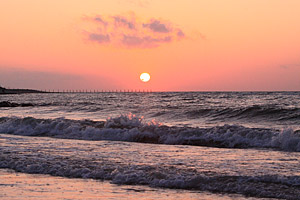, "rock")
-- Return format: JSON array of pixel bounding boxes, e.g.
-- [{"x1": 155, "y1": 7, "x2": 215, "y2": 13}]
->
[{"x1": 0, "y1": 101, "x2": 34, "y2": 107}]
